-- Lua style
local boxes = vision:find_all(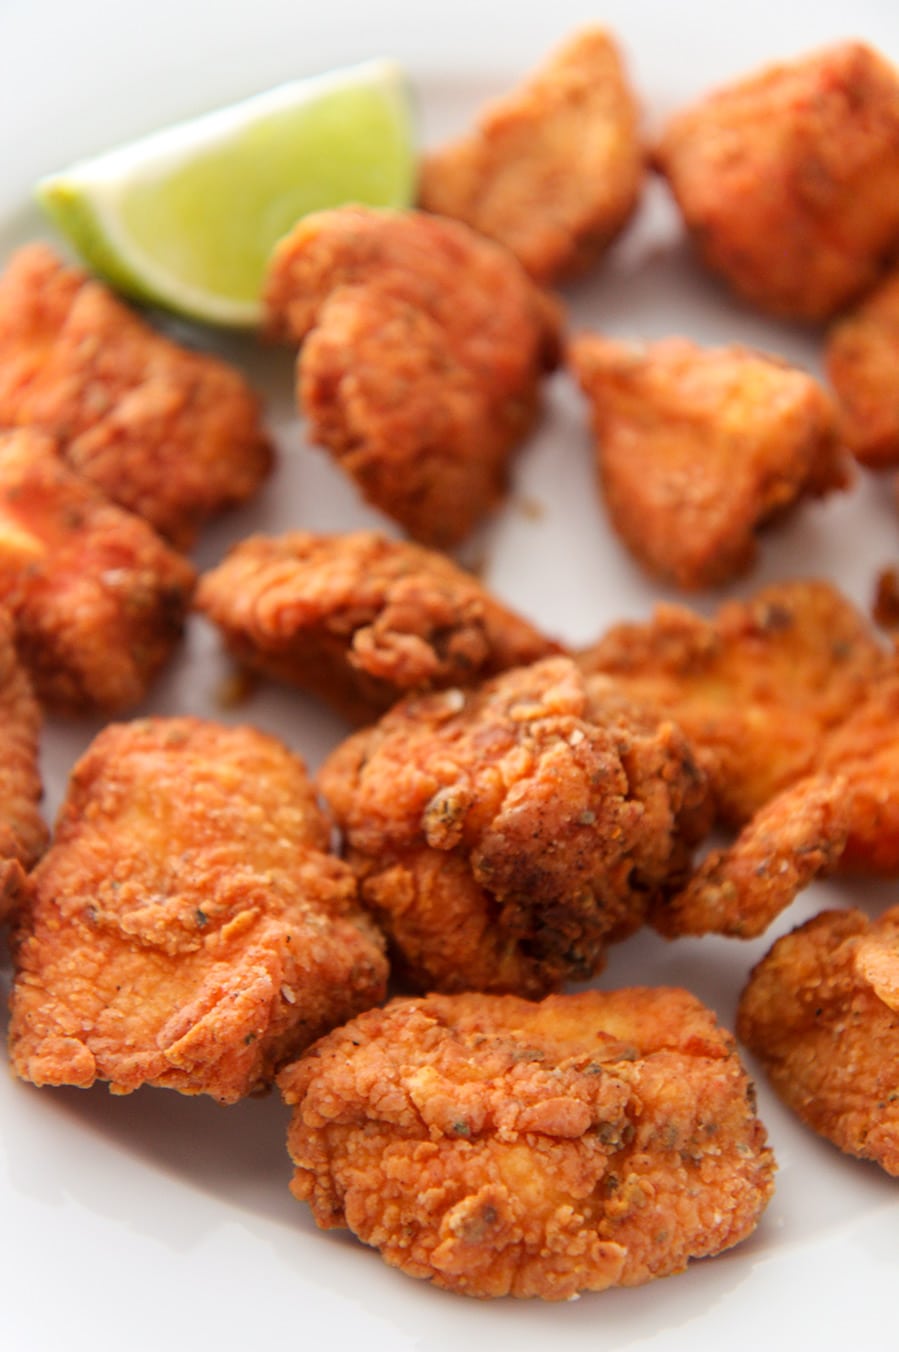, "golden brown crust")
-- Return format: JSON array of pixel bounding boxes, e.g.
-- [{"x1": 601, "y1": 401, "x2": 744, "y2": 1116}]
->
[
  {"x1": 655, "y1": 42, "x2": 899, "y2": 320},
  {"x1": 264, "y1": 207, "x2": 561, "y2": 548},
  {"x1": 419, "y1": 28, "x2": 644, "y2": 284},
  {"x1": 579, "y1": 580, "x2": 887, "y2": 828},
  {"x1": 0, "y1": 244, "x2": 273, "y2": 548},
  {"x1": 0, "y1": 605, "x2": 46, "y2": 912},
  {"x1": 826, "y1": 268, "x2": 899, "y2": 466},
  {"x1": 8, "y1": 717, "x2": 388, "y2": 1102},
  {"x1": 569, "y1": 335, "x2": 848, "y2": 589},
  {"x1": 0, "y1": 427, "x2": 195, "y2": 713},
  {"x1": 653, "y1": 774, "x2": 850, "y2": 939},
  {"x1": 318, "y1": 657, "x2": 710, "y2": 996},
  {"x1": 278, "y1": 987, "x2": 775, "y2": 1300},
  {"x1": 195, "y1": 530, "x2": 560, "y2": 722},
  {"x1": 738, "y1": 906, "x2": 899, "y2": 1174}
]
